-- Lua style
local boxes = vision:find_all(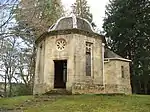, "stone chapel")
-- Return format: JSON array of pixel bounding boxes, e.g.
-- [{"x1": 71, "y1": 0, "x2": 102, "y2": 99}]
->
[{"x1": 33, "y1": 16, "x2": 132, "y2": 95}]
